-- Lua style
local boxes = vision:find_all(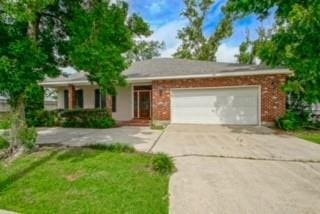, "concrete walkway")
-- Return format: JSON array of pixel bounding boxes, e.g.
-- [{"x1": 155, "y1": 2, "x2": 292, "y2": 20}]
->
[
  {"x1": 37, "y1": 126, "x2": 162, "y2": 152},
  {"x1": 152, "y1": 124, "x2": 320, "y2": 214}
]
